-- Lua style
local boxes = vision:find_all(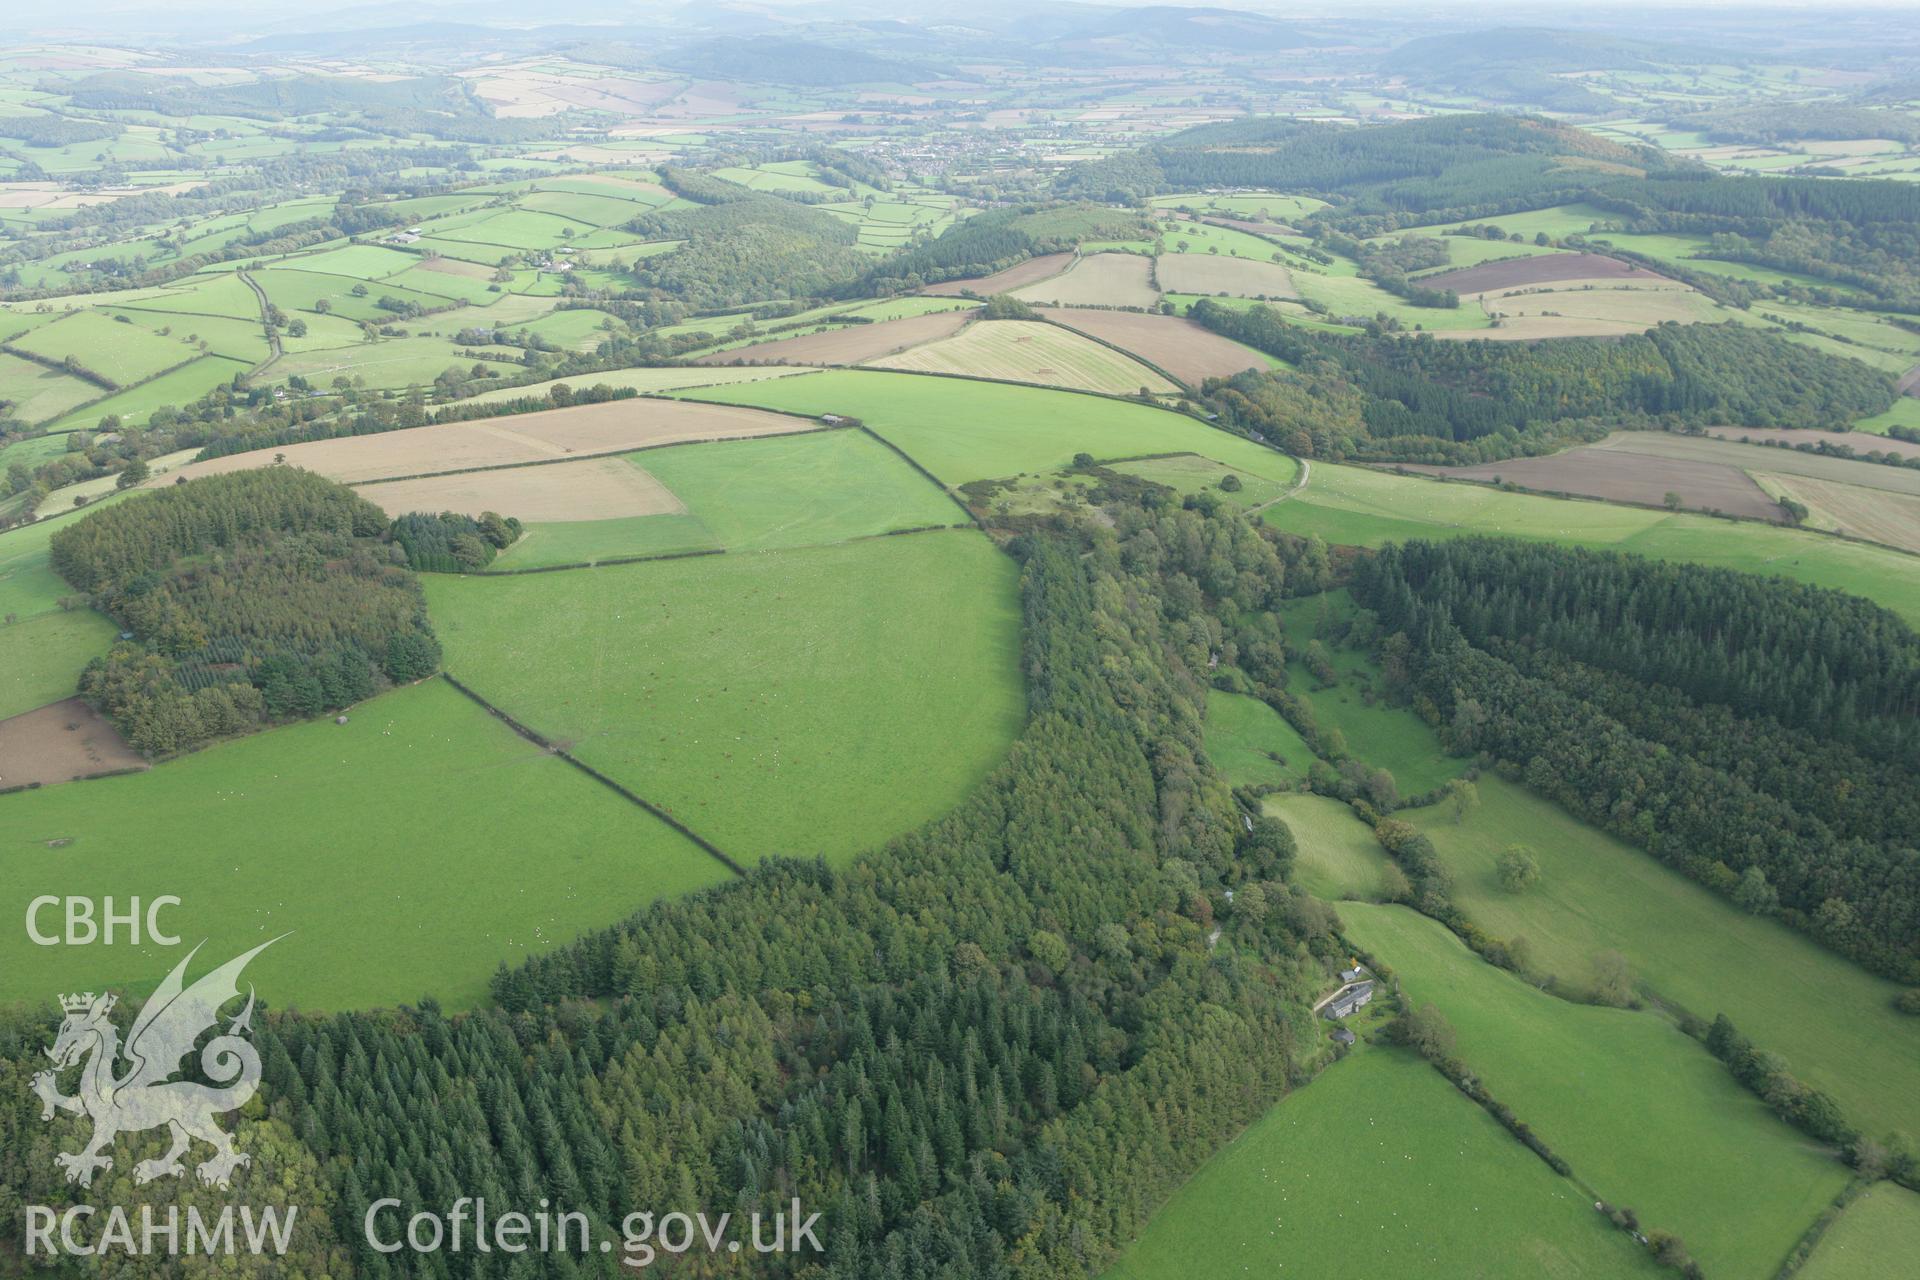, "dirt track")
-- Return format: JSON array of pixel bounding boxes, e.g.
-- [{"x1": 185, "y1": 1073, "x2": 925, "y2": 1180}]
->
[
  {"x1": 693, "y1": 309, "x2": 974, "y2": 367},
  {"x1": 0, "y1": 698, "x2": 146, "y2": 789}
]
